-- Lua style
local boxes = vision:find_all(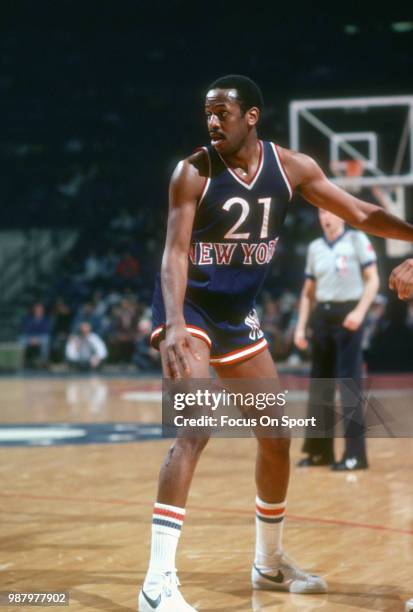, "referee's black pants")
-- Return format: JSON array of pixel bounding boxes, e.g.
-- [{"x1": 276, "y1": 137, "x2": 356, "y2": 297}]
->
[{"x1": 302, "y1": 301, "x2": 367, "y2": 462}]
